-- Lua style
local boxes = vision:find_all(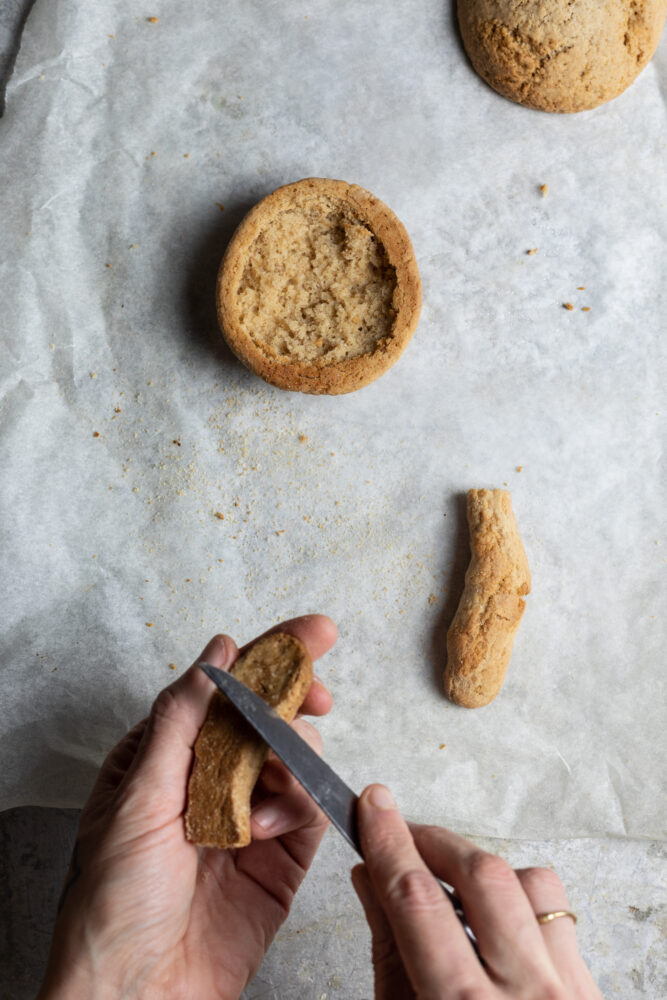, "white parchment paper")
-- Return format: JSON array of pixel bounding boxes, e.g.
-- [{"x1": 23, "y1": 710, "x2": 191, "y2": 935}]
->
[{"x1": 1, "y1": 0, "x2": 666, "y2": 852}]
